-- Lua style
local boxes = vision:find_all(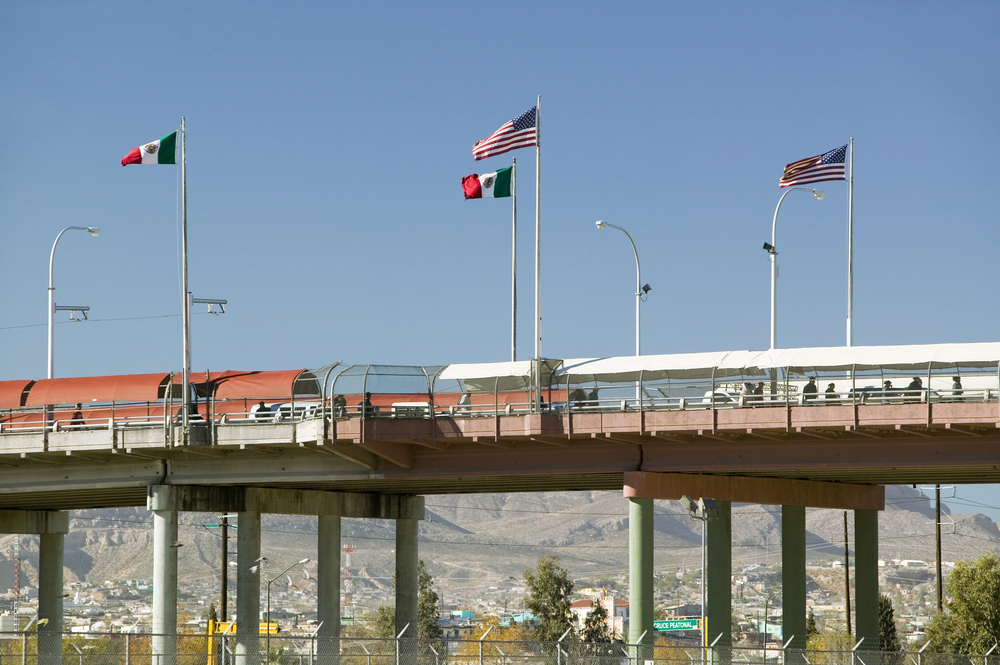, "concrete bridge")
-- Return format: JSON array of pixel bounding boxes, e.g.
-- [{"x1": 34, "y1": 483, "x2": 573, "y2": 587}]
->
[{"x1": 2, "y1": 341, "x2": 1000, "y2": 663}]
